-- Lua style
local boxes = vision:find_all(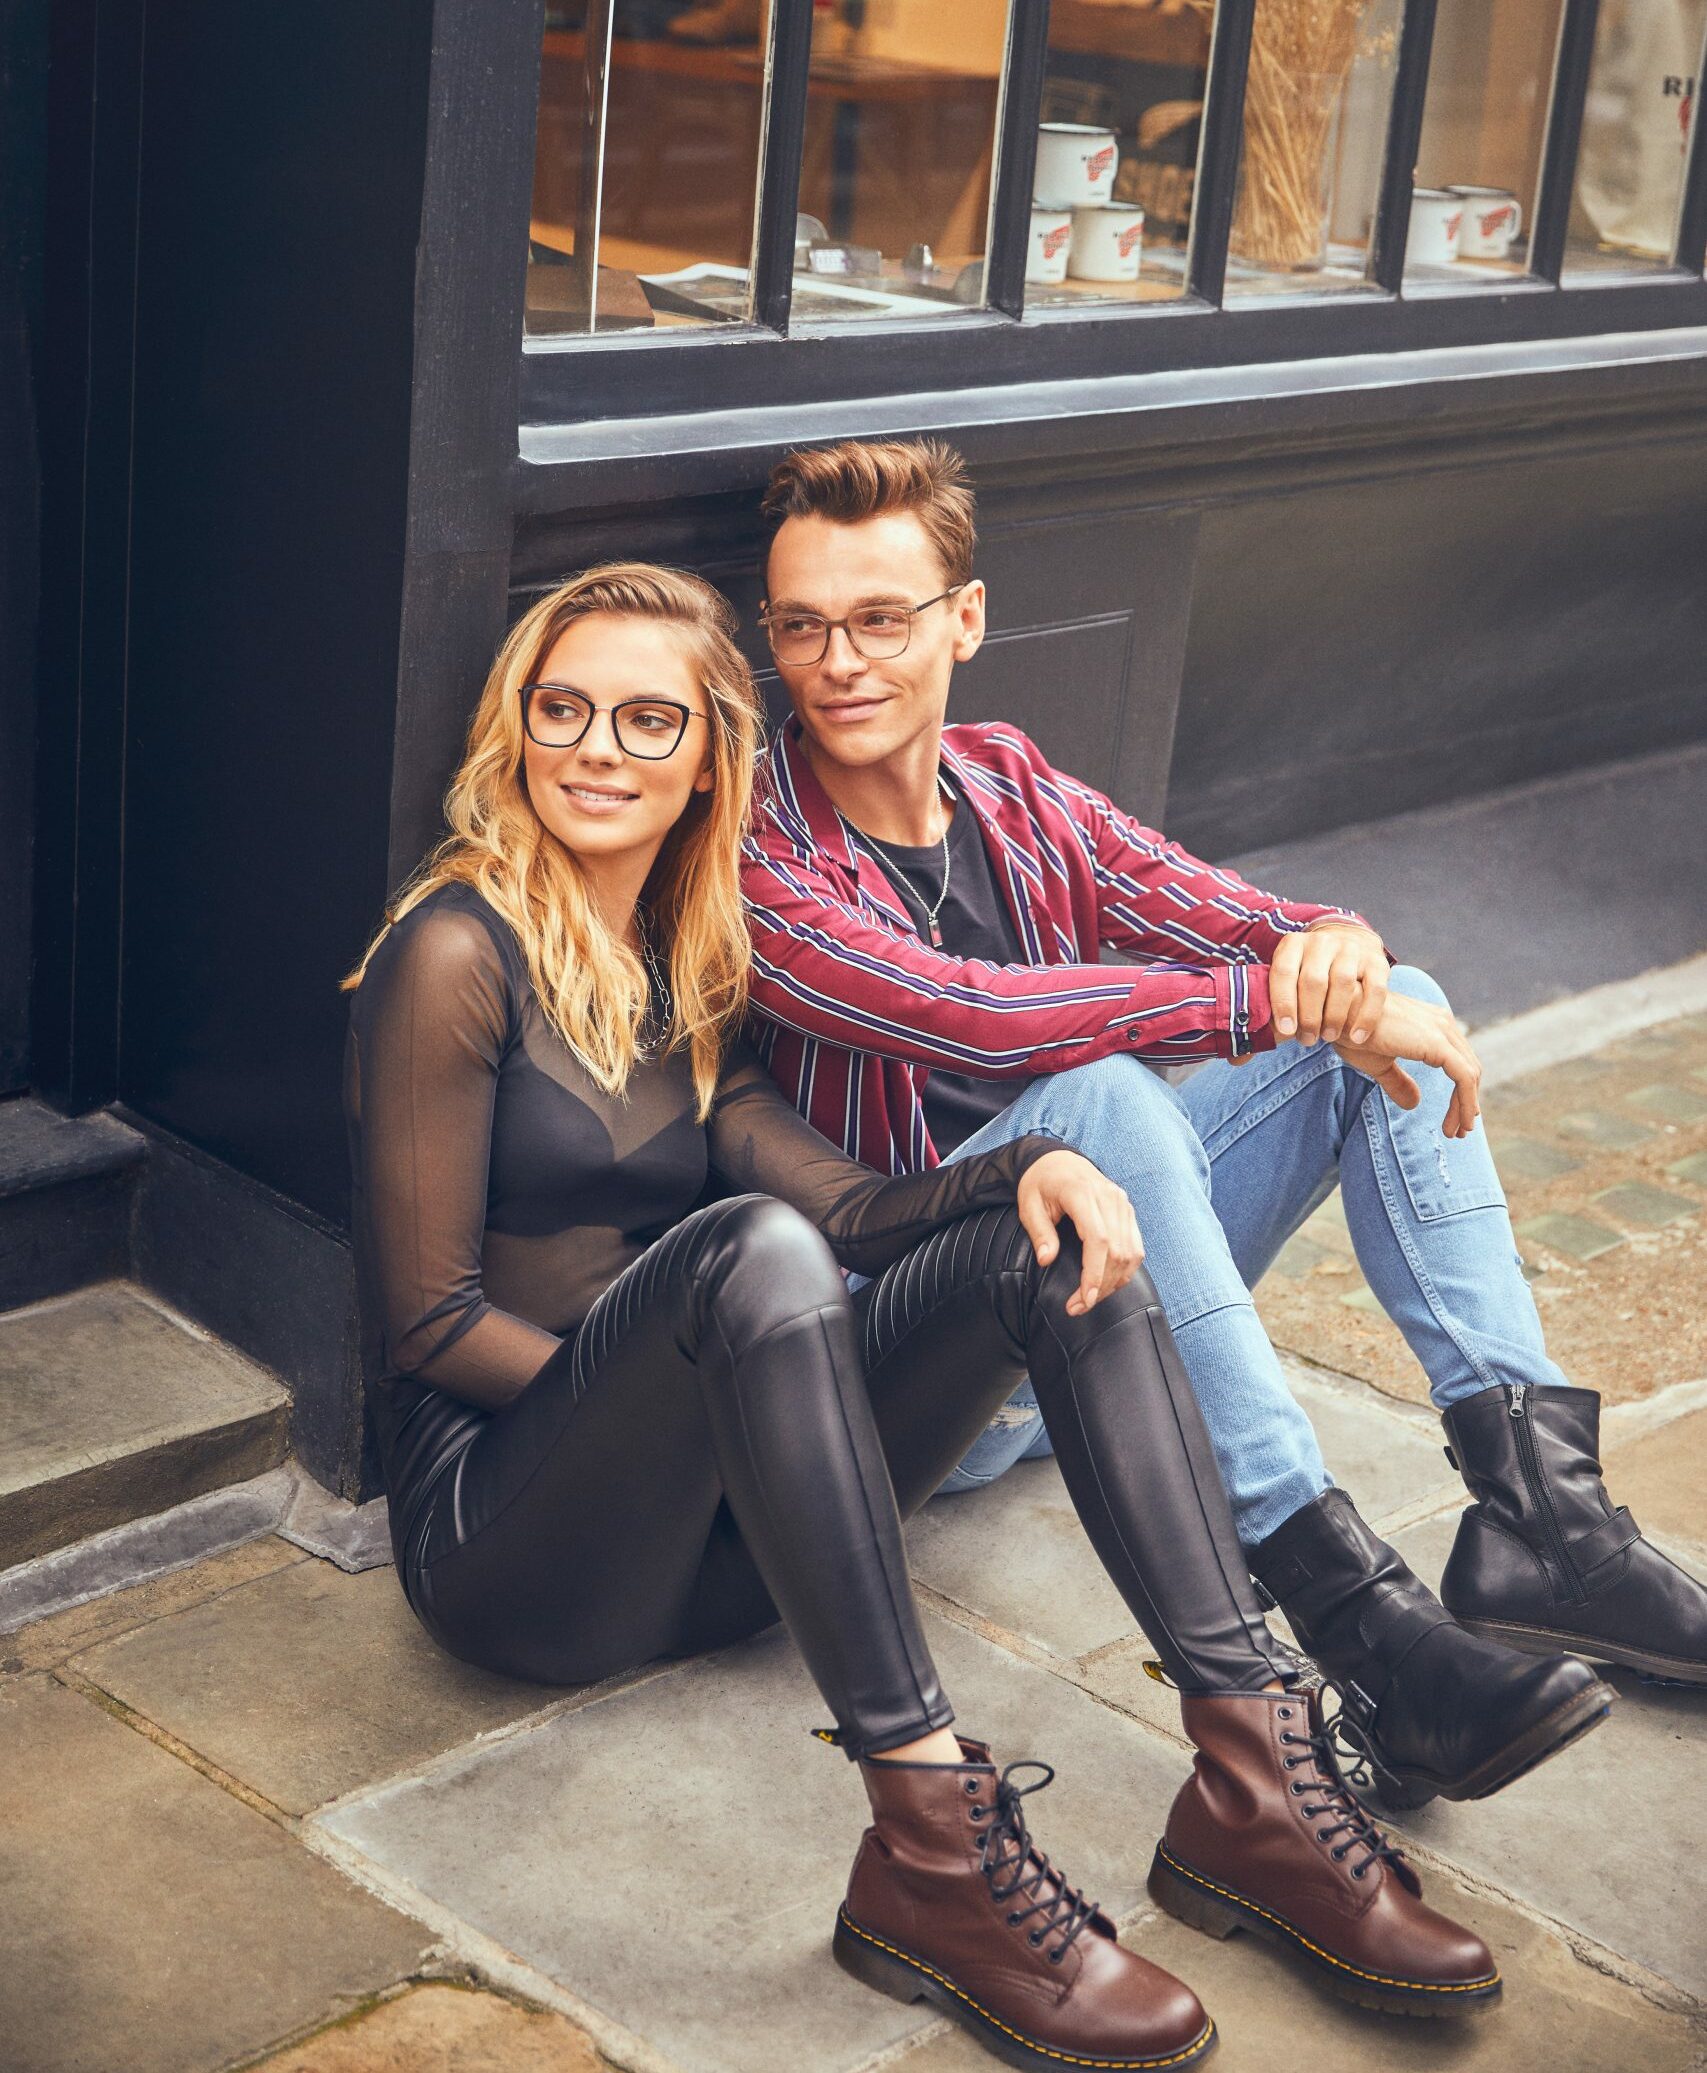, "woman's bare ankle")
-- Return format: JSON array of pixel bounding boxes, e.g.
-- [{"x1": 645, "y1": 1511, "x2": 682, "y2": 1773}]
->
[{"x1": 866, "y1": 1724, "x2": 965, "y2": 1766}]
